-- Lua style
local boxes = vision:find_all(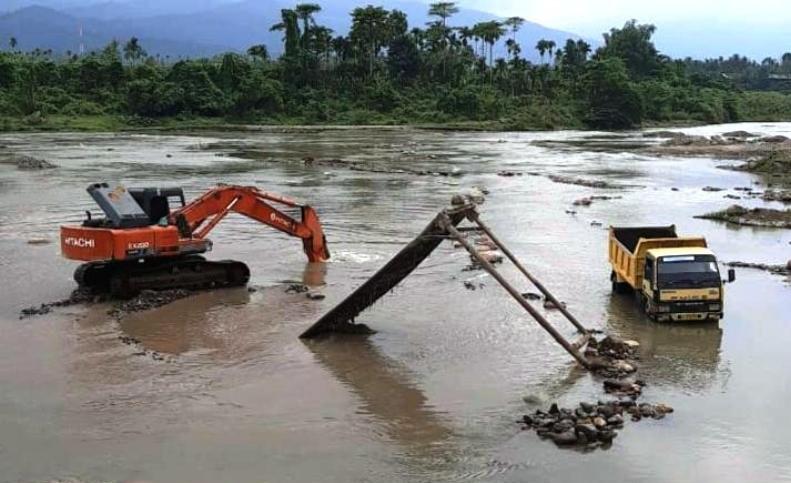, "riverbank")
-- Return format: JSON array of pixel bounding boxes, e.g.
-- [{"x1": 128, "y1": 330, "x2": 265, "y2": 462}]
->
[{"x1": 2, "y1": 111, "x2": 789, "y2": 135}]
